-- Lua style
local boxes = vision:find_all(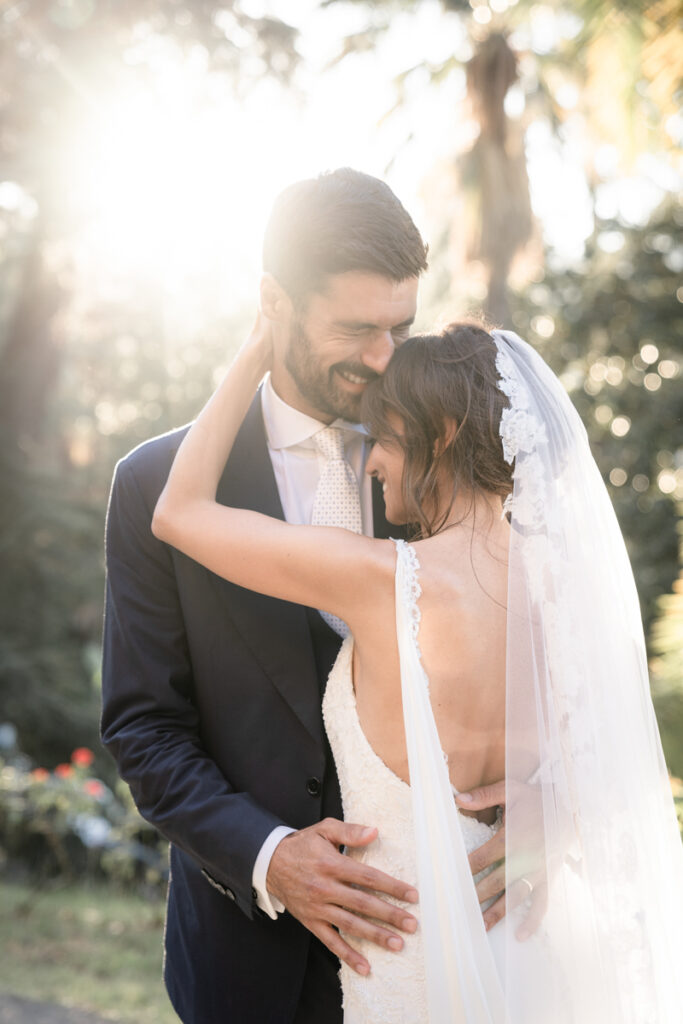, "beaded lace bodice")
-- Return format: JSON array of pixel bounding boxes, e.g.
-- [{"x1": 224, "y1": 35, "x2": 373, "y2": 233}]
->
[{"x1": 322, "y1": 539, "x2": 500, "y2": 1024}]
